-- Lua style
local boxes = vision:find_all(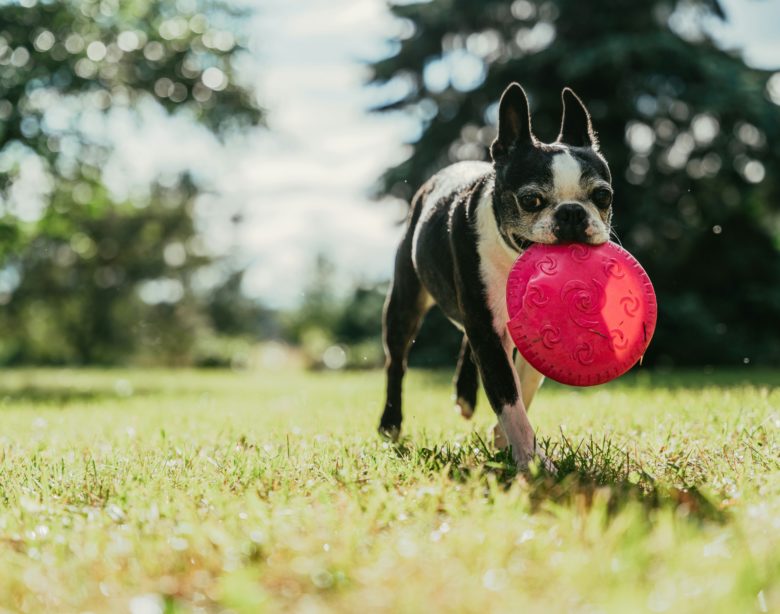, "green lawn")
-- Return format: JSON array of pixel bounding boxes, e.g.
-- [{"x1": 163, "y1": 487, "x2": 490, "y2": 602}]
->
[{"x1": 0, "y1": 367, "x2": 778, "y2": 613}]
